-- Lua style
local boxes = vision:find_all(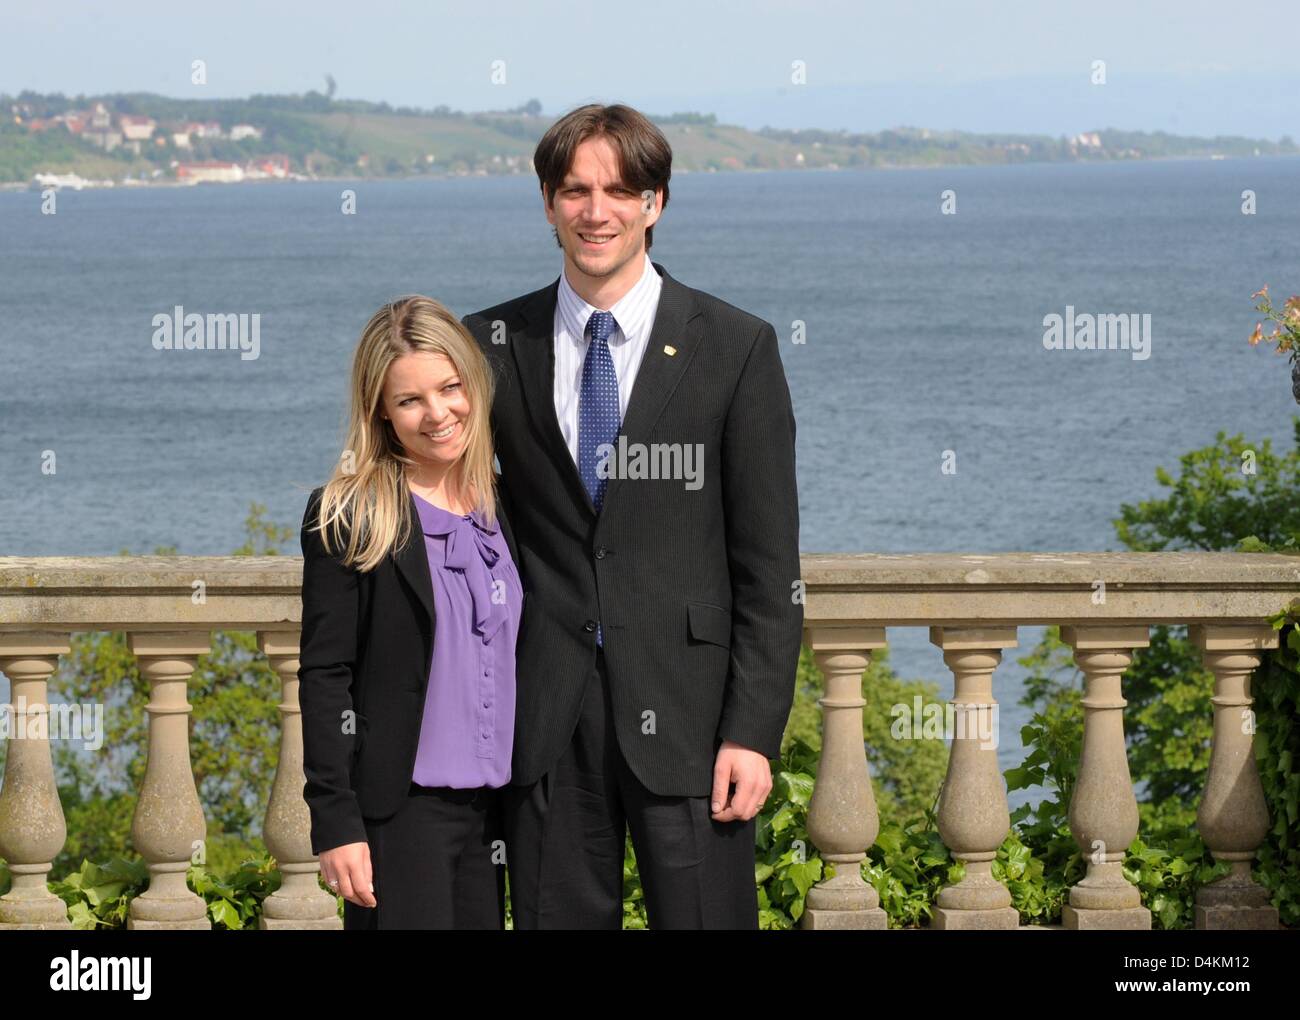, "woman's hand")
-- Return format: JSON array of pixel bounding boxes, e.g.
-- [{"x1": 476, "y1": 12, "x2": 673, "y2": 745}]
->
[{"x1": 319, "y1": 841, "x2": 377, "y2": 908}]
